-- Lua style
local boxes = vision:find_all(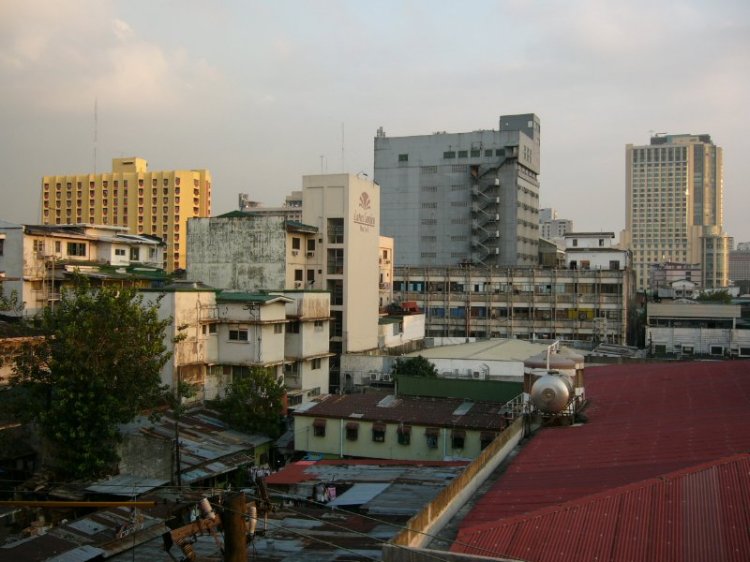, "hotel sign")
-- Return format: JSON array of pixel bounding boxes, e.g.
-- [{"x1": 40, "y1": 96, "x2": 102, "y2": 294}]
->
[{"x1": 353, "y1": 192, "x2": 376, "y2": 232}]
